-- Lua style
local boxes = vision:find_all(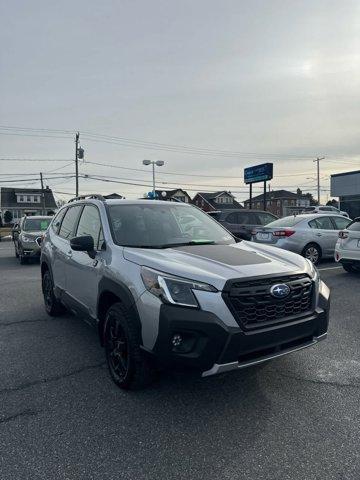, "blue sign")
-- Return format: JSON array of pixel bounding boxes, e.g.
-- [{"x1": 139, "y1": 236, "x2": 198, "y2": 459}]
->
[
  {"x1": 244, "y1": 163, "x2": 273, "y2": 184},
  {"x1": 147, "y1": 191, "x2": 158, "y2": 199}
]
